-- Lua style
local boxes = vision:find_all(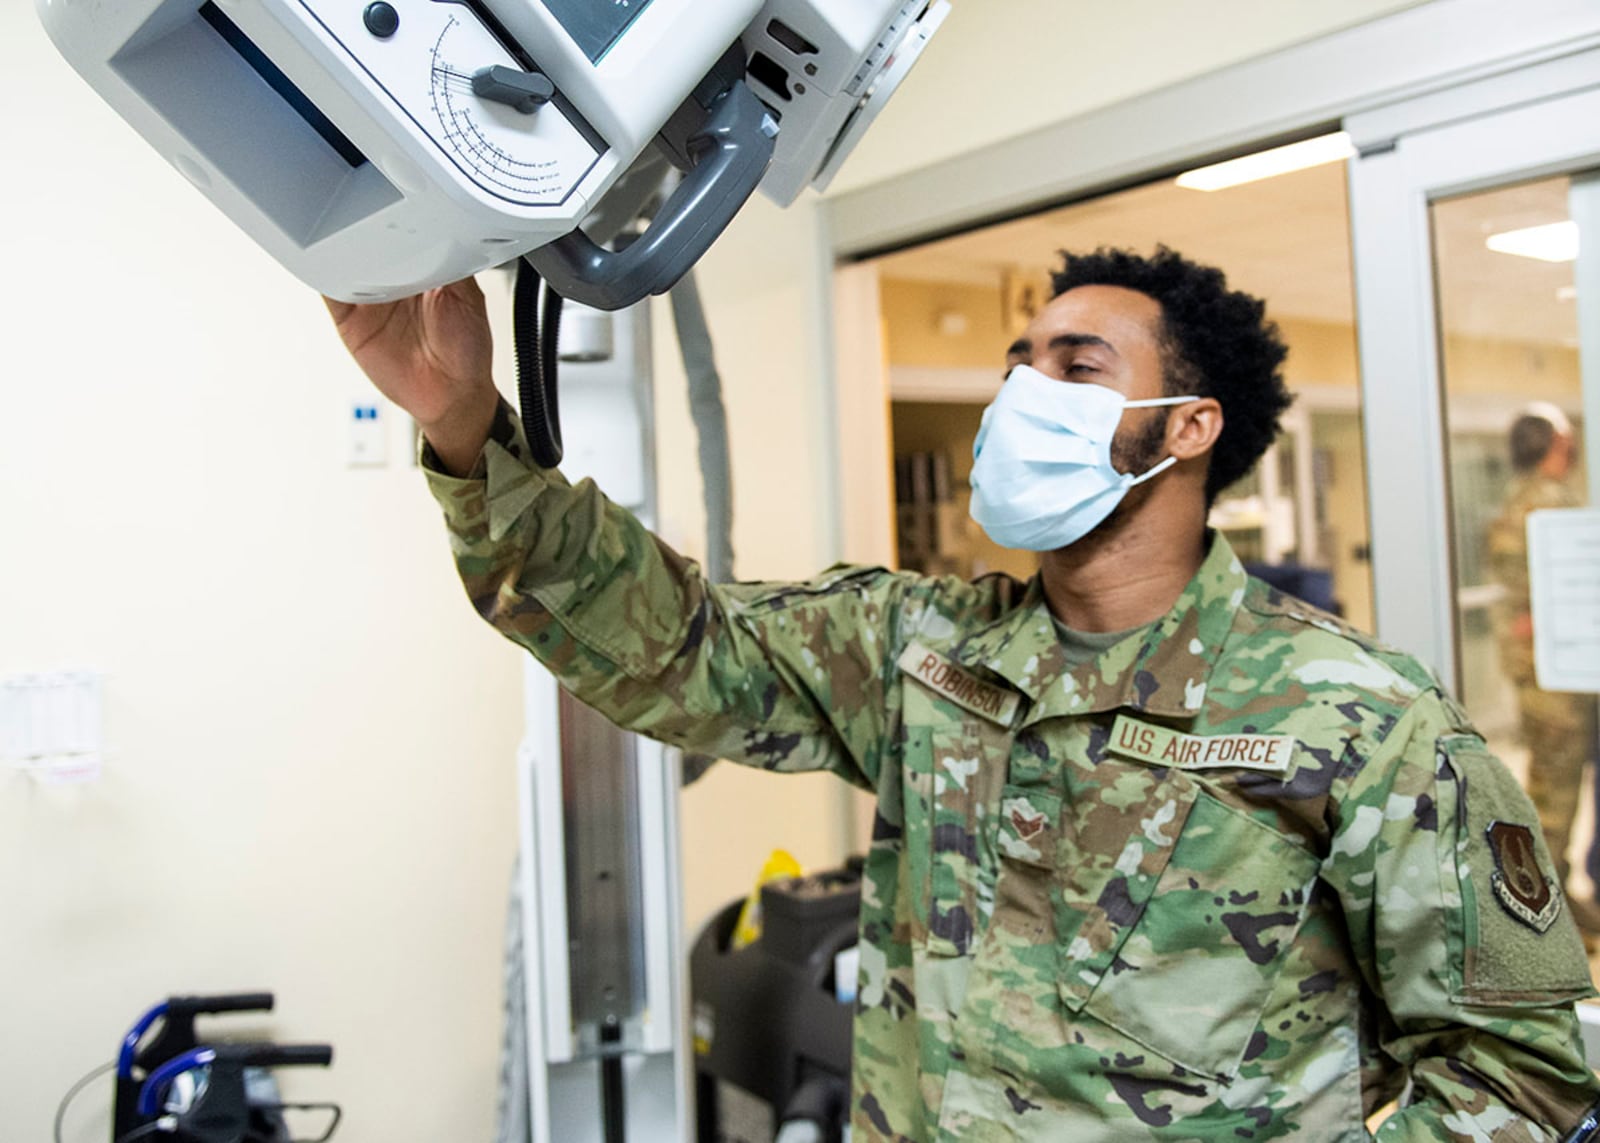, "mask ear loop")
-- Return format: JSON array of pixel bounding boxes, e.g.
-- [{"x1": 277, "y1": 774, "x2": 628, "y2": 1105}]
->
[
  {"x1": 1128, "y1": 454, "x2": 1180, "y2": 487},
  {"x1": 1121, "y1": 395, "x2": 1201, "y2": 486},
  {"x1": 1124, "y1": 395, "x2": 1202, "y2": 409}
]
